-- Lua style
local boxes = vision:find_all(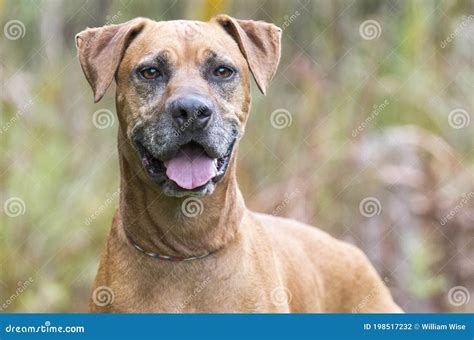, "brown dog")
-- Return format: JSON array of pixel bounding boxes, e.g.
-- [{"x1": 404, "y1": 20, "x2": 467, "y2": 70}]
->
[{"x1": 76, "y1": 15, "x2": 401, "y2": 313}]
